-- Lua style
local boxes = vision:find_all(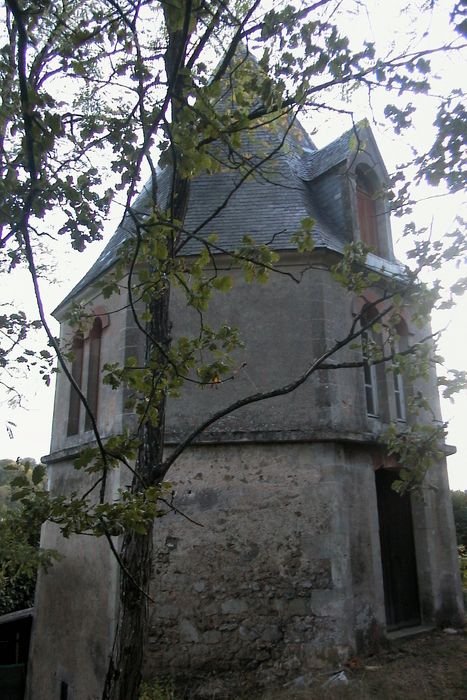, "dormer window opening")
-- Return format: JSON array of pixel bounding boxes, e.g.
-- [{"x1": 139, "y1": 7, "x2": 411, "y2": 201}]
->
[{"x1": 356, "y1": 165, "x2": 379, "y2": 252}]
